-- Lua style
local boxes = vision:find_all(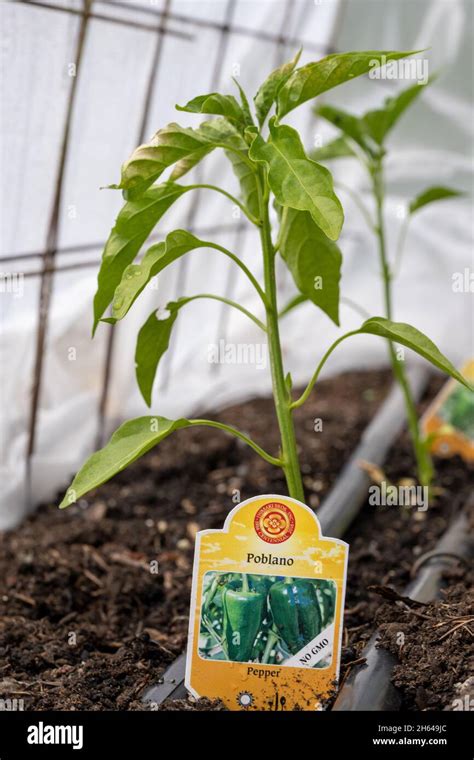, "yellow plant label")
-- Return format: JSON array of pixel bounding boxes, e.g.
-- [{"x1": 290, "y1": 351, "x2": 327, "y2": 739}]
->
[
  {"x1": 185, "y1": 494, "x2": 348, "y2": 711},
  {"x1": 422, "y1": 359, "x2": 474, "y2": 463}
]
